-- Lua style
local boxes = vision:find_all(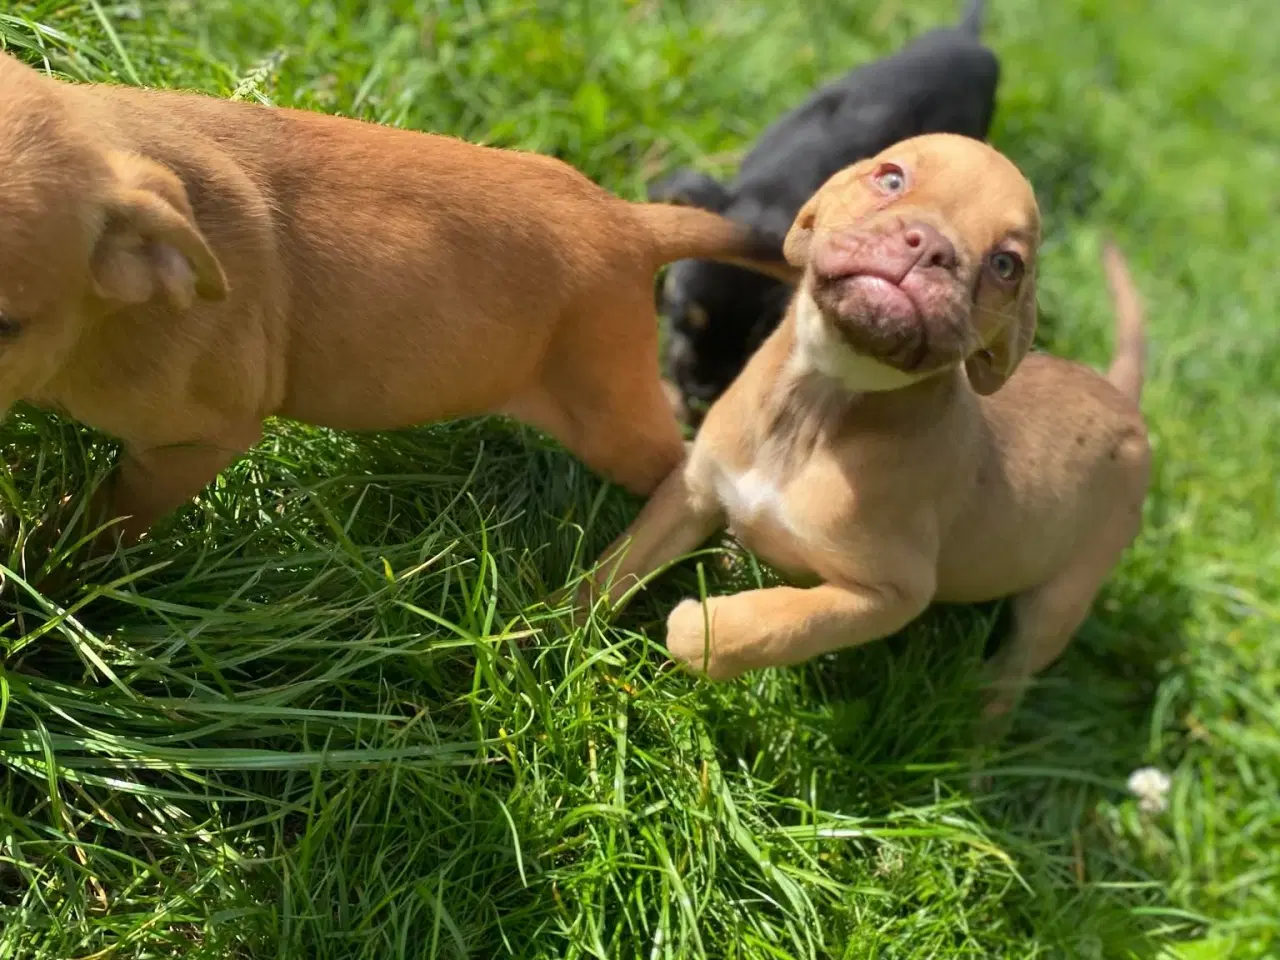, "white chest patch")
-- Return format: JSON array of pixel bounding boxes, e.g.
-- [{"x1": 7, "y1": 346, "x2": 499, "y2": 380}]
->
[{"x1": 714, "y1": 461, "x2": 796, "y2": 533}]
